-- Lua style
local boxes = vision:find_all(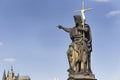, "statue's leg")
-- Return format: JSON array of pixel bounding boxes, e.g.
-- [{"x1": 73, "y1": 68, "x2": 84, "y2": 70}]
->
[
  {"x1": 72, "y1": 48, "x2": 79, "y2": 72},
  {"x1": 72, "y1": 50, "x2": 76, "y2": 72},
  {"x1": 74, "y1": 50, "x2": 79, "y2": 72},
  {"x1": 67, "y1": 47, "x2": 74, "y2": 73},
  {"x1": 87, "y1": 53, "x2": 92, "y2": 73},
  {"x1": 80, "y1": 52, "x2": 85, "y2": 73},
  {"x1": 68, "y1": 44, "x2": 80, "y2": 73},
  {"x1": 81, "y1": 51, "x2": 87, "y2": 73},
  {"x1": 86, "y1": 58, "x2": 89, "y2": 73},
  {"x1": 68, "y1": 46, "x2": 79, "y2": 73}
]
